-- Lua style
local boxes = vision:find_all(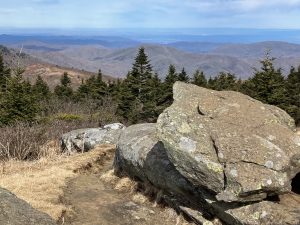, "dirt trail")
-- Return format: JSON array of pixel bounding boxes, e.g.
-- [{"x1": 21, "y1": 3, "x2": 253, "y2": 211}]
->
[{"x1": 61, "y1": 151, "x2": 185, "y2": 225}]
